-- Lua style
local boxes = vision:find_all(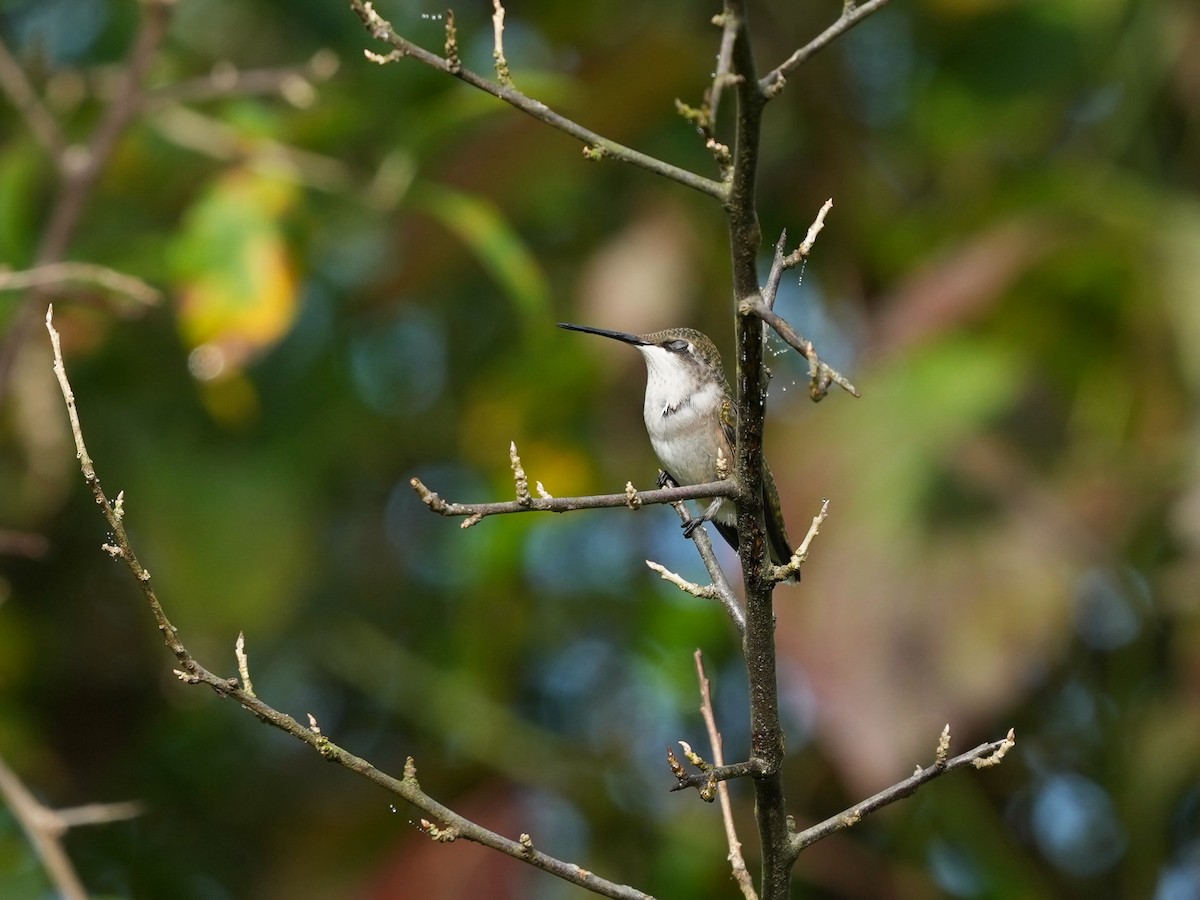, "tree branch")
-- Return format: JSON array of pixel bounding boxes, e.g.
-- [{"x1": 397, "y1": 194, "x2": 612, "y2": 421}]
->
[
  {"x1": 717, "y1": 4, "x2": 796, "y2": 897},
  {"x1": 790, "y1": 726, "x2": 1017, "y2": 856},
  {"x1": 760, "y1": 0, "x2": 896, "y2": 98},
  {"x1": 349, "y1": 0, "x2": 724, "y2": 200},
  {"x1": 146, "y1": 51, "x2": 340, "y2": 108},
  {"x1": 44, "y1": 306, "x2": 654, "y2": 900},
  {"x1": 669, "y1": 758, "x2": 767, "y2": 793},
  {"x1": 742, "y1": 294, "x2": 860, "y2": 401},
  {"x1": 762, "y1": 200, "x2": 834, "y2": 312},
  {"x1": 694, "y1": 651, "x2": 757, "y2": 900},
  {"x1": 0, "y1": 262, "x2": 161, "y2": 308},
  {"x1": 410, "y1": 474, "x2": 739, "y2": 527},
  {"x1": 0, "y1": 752, "x2": 141, "y2": 900}
]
